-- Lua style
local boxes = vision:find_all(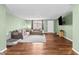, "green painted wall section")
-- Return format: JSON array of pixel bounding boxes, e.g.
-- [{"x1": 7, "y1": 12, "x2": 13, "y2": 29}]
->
[
  {"x1": 6, "y1": 12, "x2": 32, "y2": 33},
  {"x1": 54, "y1": 20, "x2": 59, "y2": 33},
  {"x1": 73, "y1": 5, "x2": 79, "y2": 52},
  {"x1": 54, "y1": 13, "x2": 72, "y2": 39},
  {"x1": 43, "y1": 20, "x2": 48, "y2": 32},
  {"x1": 63, "y1": 13, "x2": 72, "y2": 25},
  {"x1": 0, "y1": 5, "x2": 6, "y2": 51},
  {"x1": 25, "y1": 20, "x2": 32, "y2": 29}
]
